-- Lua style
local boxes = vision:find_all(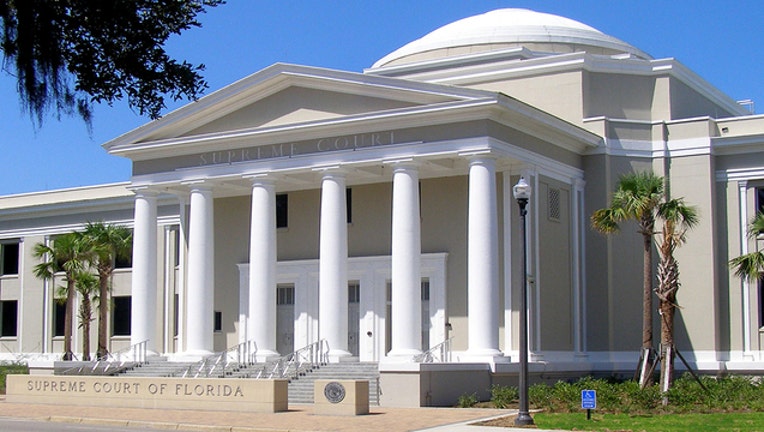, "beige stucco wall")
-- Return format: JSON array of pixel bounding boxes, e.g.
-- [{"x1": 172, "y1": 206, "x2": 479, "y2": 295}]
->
[
  {"x1": 583, "y1": 154, "x2": 654, "y2": 352},
  {"x1": 473, "y1": 71, "x2": 585, "y2": 126},
  {"x1": 584, "y1": 72, "x2": 656, "y2": 121},
  {"x1": 536, "y1": 176, "x2": 573, "y2": 351},
  {"x1": 661, "y1": 154, "x2": 718, "y2": 352}
]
